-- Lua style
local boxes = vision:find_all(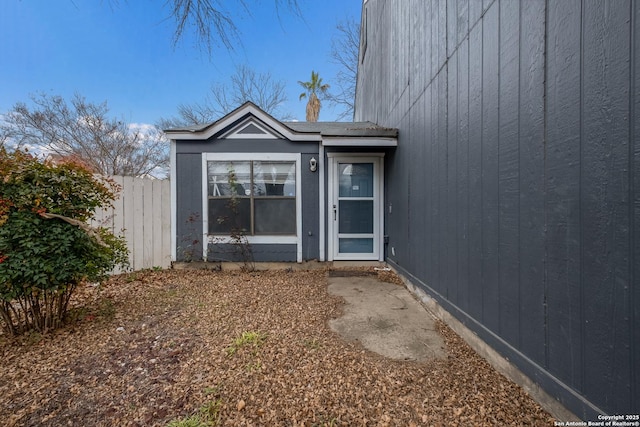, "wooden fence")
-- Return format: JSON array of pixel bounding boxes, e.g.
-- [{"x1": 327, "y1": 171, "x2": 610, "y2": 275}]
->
[{"x1": 91, "y1": 176, "x2": 171, "y2": 272}]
